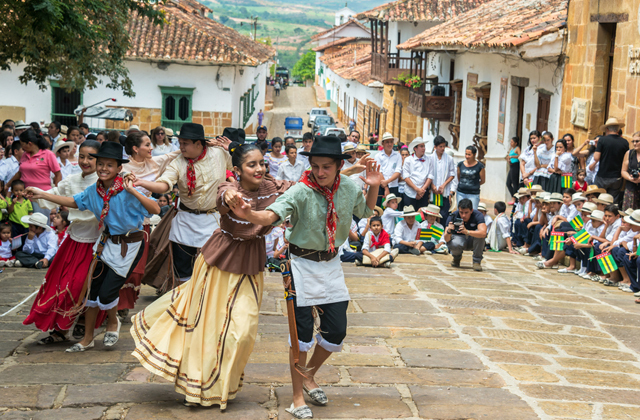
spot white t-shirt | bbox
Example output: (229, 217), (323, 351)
(362, 231), (391, 253)
(0, 240), (12, 258)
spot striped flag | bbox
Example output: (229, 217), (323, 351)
(430, 225), (444, 241)
(419, 229), (432, 241)
(570, 215), (584, 231)
(570, 229), (591, 245)
(549, 232), (565, 251)
(562, 173), (573, 189)
(596, 252), (618, 274)
(526, 181), (532, 189)
(432, 193), (443, 207)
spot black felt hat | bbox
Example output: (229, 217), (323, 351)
(300, 135), (351, 159)
(89, 141), (129, 164)
(177, 123), (206, 141)
(222, 127), (246, 144)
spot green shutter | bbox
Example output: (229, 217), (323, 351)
(160, 86), (195, 133)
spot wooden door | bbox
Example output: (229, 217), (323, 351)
(536, 93), (550, 133)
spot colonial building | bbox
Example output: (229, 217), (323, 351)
(355, 0), (489, 145)
(558, 0), (640, 143)
(0, 0), (274, 136)
(396, 0), (567, 201)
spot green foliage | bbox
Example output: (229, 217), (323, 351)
(293, 27), (303, 35)
(219, 14), (230, 24)
(258, 37), (273, 46)
(0, 0), (165, 97)
(292, 50), (316, 82)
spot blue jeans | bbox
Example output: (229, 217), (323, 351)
(456, 192), (480, 209)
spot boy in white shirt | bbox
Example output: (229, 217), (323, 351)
(358, 206), (383, 238)
(276, 145), (305, 182)
(381, 193), (403, 237)
(560, 201), (595, 275)
(14, 213), (58, 269)
(487, 201), (518, 253)
(418, 204), (448, 254)
(53, 141), (81, 180)
(586, 204), (621, 281)
(478, 203), (492, 231)
(348, 216), (399, 268)
(393, 205), (427, 255)
(512, 188), (531, 248)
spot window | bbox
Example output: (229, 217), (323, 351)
(239, 84), (258, 127)
(160, 86), (194, 132)
(50, 80), (82, 128)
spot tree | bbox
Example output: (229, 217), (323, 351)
(292, 50), (315, 82)
(293, 27), (303, 35)
(219, 14), (230, 24)
(0, 0), (165, 97)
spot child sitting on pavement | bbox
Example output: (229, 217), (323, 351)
(576, 209), (606, 280)
(15, 213), (58, 269)
(342, 216), (399, 268)
(477, 203), (492, 231)
(487, 201), (518, 254)
(381, 193), (403, 237)
(393, 205), (427, 255)
(0, 224), (16, 267)
(418, 204), (448, 254)
(560, 201), (596, 275)
(1, 180), (33, 239)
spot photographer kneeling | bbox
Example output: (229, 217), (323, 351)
(444, 198), (487, 272)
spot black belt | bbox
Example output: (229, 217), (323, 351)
(110, 231), (145, 258)
(179, 202), (217, 215)
(290, 244), (337, 262)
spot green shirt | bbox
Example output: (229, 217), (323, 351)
(267, 175), (372, 251)
(0, 197), (33, 227)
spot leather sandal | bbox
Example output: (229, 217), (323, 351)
(103, 318), (121, 347)
(37, 330), (68, 345)
(303, 384), (328, 405)
(286, 403), (313, 419)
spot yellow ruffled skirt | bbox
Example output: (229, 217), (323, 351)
(131, 255), (263, 408)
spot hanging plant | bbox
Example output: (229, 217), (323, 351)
(394, 73), (423, 89)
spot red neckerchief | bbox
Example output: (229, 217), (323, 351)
(57, 227), (68, 246)
(96, 176), (125, 228)
(186, 147), (207, 197)
(300, 170), (341, 252)
(370, 230), (390, 249)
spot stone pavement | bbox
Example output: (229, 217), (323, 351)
(2, 250), (640, 419)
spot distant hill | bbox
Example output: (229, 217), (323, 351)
(198, 0), (383, 69)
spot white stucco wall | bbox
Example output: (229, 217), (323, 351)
(317, 25), (370, 47)
(322, 65), (383, 121)
(335, 8), (356, 26)
(0, 60), (268, 130)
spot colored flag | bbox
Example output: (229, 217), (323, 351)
(419, 229), (432, 241)
(570, 215), (584, 231)
(549, 232), (565, 251)
(526, 181), (532, 189)
(430, 225), (444, 241)
(562, 173), (573, 189)
(636, 243), (640, 257)
(596, 252), (618, 274)
(570, 229), (591, 245)
(432, 193), (443, 207)
(416, 210), (426, 223)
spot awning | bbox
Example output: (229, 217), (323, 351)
(74, 105), (133, 121)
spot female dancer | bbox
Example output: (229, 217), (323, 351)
(118, 131), (180, 312)
(131, 141), (292, 408)
(23, 140), (104, 344)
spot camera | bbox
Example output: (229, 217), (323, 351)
(632, 169), (640, 179)
(453, 218), (464, 232)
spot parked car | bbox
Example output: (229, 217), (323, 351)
(313, 115), (336, 135)
(284, 116), (304, 139)
(307, 108), (328, 127)
(324, 127), (346, 137)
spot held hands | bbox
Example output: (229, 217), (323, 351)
(370, 256), (380, 267)
(123, 177), (137, 194)
(224, 189), (241, 208)
(24, 187), (42, 200)
(230, 196), (252, 219)
(209, 136), (232, 151)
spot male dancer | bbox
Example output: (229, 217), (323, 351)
(133, 123), (231, 283)
(232, 135), (381, 419)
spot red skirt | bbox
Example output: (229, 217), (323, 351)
(23, 238), (106, 332)
(118, 225), (150, 310)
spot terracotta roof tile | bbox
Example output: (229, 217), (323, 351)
(126, 1), (275, 66)
(311, 19), (370, 40)
(356, 0), (490, 22)
(319, 44), (376, 86)
(397, 0), (567, 50)
(313, 37), (370, 52)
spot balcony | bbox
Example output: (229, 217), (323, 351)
(408, 84), (453, 121)
(371, 52), (414, 84)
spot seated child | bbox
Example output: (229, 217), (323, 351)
(478, 202), (492, 231)
(576, 209), (606, 280)
(343, 216), (399, 268)
(573, 169), (587, 192)
(393, 205), (427, 255)
(358, 206), (383, 239)
(1, 180), (33, 239)
(381, 193), (403, 236)
(560, 201), (595, 275)
(15, 213), (58, 269)
(487, 201), (518, 253)
(0, 224), (16, 267)
(418, 204), (448, 254)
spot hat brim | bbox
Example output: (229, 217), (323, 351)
(592, 198), (613, 205)
(624, 215), (640, 226)
(382, 197), (402, 206)
(177, 134), (207, 141)
(401, 212), (419, 217)
(586, 188), (606, 195)
(53, 143), (72, 154)
(582, 209), (593, 214)
(600, 122), (626, 131)
(374, 206), (384, 215)
(548, 199), (563, 203)
(89, 153), (129, 164)
(299, 151), (352, 160)
(20, 216), (51, 231)
(572, 197), (587, 203)
(424, 211), (441, 218)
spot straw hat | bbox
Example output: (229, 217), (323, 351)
(582, 202), (596, 213)
(373, 206), (384, 216)
(52, 140), (72, 154)
(600, 117), (625, 132)
(528, 184), (544, 193)
(60, 125), (68, 135)
(408, 137), (428, 154)
(514, 187), (531, 198)
(380, 132), (396, 143)
(620, 208), (634, 217)
(571, 193), (587, 203)
(21, 213), (52, 231)
(548, 192), (564, 203)
(477, 202), (487, 211)
(421, 204), (442, 218)
(585, 185), (606, 195)
(356, 143), (369, 152)
(164, 127), (174, 137)
(382, 193), (402, 207)
(590, 210), (605, 221)
(593, 193), (614, 205)
(624, 209), (640, 227)
(400, 205), (419, 217)
(342, 143), (357, 153)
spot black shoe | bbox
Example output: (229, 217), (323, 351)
(409, 248), (421, 256)
(451, 259), (461, 268)
(117, 309), (129, 322)
(72, 324), (85, 339)
(34, 261), (44, 269)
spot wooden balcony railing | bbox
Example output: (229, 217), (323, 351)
(407, 83), (453, 121)
(371, 52), (414, 84)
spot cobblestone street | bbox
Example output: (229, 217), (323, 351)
(1, 251), (640, 419)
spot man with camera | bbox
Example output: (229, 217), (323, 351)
(444, 198), (487, 272)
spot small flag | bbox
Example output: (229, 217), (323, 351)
(570, 215), (584, 231)
(430, 225), (444, 241)
(416, 210), (426, 223)
(526, 181), (533, 189)
(432, 193), (443, 207)
(419, 228), (432, 241)
(636, 243), (640, 256)
(570, 229), (591, 245)
(596, 252), (618, 274)
(549, 232), (565, 251)
(562, 173), (573, 189)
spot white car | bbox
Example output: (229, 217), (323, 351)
(307, 108), (328, 127)
(324, 127), (346, 137)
